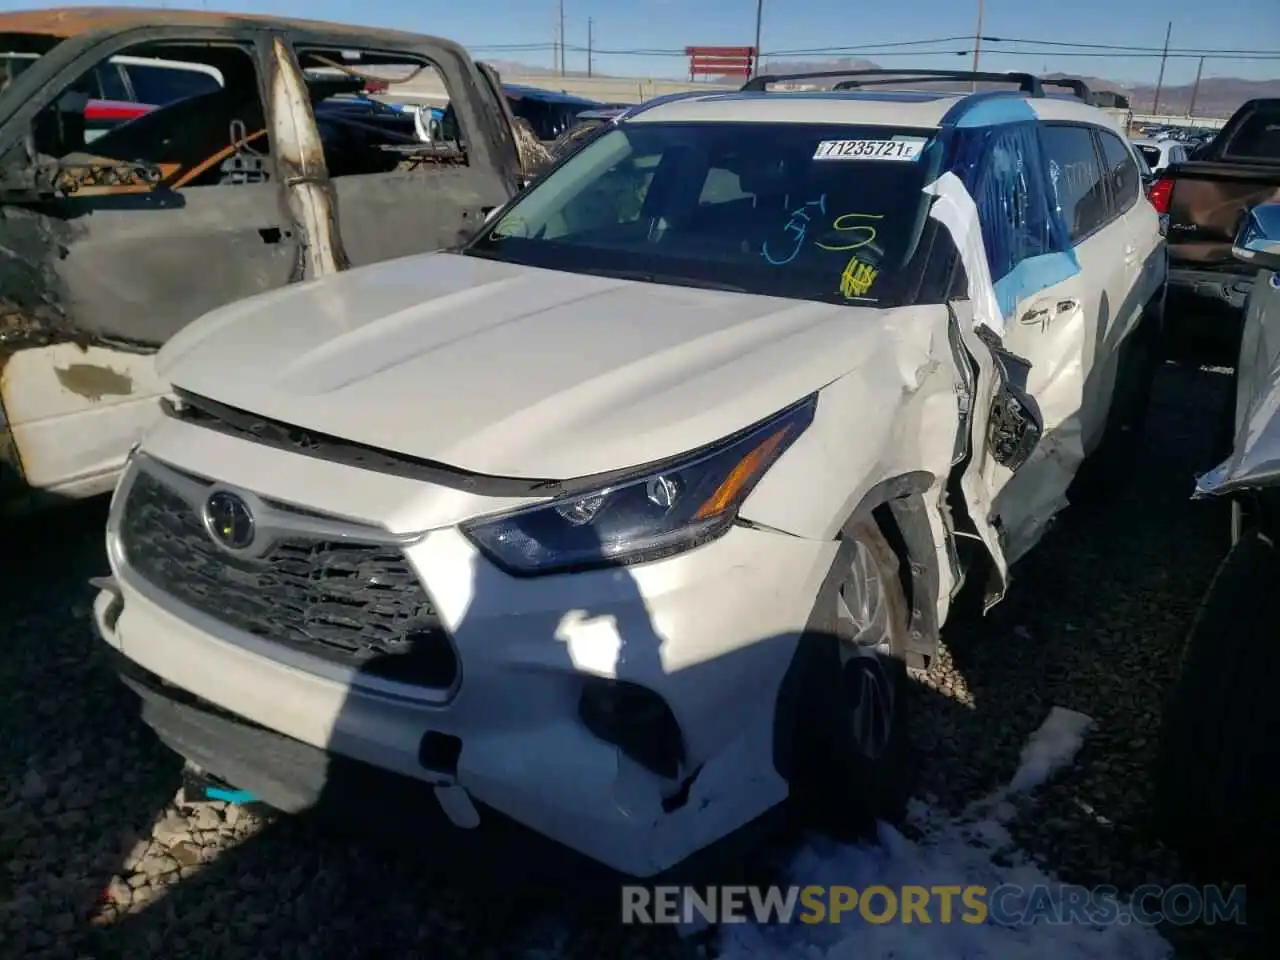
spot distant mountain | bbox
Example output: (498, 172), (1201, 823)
(480, 55), (1279, 118)
(741, 59), (1280, 118)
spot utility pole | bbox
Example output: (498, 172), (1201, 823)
(1152, 20), (1172, 116)
(587, 18), (593, 78)
(970, 0), (984, 91)
(752, 0), (764, 79)
(1188, 55), (1205, 118)
(558, 0), (566, 77)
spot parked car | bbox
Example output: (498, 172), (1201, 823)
(3, 49), (224, 139)
(92, 67), (1165, 879)
(544, 105), (629, 163)
(1131, 136), (1189, 176)
(503, 83), (605, 141)
(1151, 98), (1280, 358)
(1154, 200), (1280, 894)
(0, 7), (524, 513)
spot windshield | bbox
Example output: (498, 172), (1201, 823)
(467, 121), (939, 305)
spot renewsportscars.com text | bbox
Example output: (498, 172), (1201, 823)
(621, 884), (1247, 927)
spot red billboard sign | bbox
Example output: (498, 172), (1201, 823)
(685, 46), (756, 80)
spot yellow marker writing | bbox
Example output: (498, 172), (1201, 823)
(839, 256), (879, 298)
(816, 212), (884, 251)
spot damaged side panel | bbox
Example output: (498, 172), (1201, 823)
(2, 341), (166, 499)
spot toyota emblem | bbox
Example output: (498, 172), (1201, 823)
(203, 490), (255, 550)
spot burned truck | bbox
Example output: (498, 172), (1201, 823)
(0, 7), (525, 512)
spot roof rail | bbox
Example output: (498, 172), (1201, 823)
(1040, 77), (1092, 102)
(740, 68), (1045, 96)
(622, 88), (713, 121)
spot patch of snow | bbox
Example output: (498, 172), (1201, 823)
(1007, 706), (1095, 794)
(717, 706), (1172, 960)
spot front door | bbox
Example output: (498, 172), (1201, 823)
(0, 26), (304, 499)
(282, 30), (520, 268)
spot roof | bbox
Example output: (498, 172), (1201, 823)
(503, 83), (600, 106)
(625, 88), (1123, 135)
(0, 6), (456, 47)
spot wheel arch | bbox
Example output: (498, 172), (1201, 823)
(770, 473), (945, 784)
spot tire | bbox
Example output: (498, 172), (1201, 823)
(1069, 314), (1159, 503)
(1153, 529), (1280, 890)
(778, 518), (912, 841)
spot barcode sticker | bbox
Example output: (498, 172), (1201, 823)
(813, 138), (926, 161)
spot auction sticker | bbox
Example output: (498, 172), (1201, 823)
(813, 137), (926, 161)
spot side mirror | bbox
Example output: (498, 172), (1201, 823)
(1233, 202), (1280, 273)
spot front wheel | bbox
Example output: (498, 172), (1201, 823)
(779, 519), (911, 840)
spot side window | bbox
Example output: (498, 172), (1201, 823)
(296, 48), (462, 179)
(94, 62), (130, 101)
(31, 43), (270, 193)
(698, 166), (751, 205)
(1097, 129), (1140, 215)
(1222, 107), (1280, 162)
(1039, 124), (1109, 243)
(123, 62), (221, 105)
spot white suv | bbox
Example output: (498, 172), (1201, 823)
(94, 70), (1166, 879)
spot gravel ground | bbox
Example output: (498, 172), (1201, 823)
(0, 359), (1265, 959)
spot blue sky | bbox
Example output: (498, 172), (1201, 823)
(3, 0), (1277, 84)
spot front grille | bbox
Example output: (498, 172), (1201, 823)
(119, 469), (457, 689)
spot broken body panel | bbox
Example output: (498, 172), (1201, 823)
(0, 7), (521, 509)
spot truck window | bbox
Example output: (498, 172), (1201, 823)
(296, 48), (464, 178)
(123, 61), (222, 105)
(30, 43), (272, 192)
(95, 62), (130, 101)
(1222, 106), (1280, 163)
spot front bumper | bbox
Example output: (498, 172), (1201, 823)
(95, 441), (833, 878)
(107, 646), (788, 887)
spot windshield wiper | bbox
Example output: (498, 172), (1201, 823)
(580, 267), (747, 293)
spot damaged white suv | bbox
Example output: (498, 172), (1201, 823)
(94, 70), (1165, 879)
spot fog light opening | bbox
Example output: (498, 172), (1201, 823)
(578, 677), (685, 781)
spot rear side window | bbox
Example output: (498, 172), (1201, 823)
(124, 63), (221, 105)
(1222, 106), (1280, 162)
(1136, 144), (1161, 168)
(1097, 130), (1141, 215)
(1040, 124), (1109, 242)
(94, 62), (129, 101)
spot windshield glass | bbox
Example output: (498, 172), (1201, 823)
(468, 121), (939, 305)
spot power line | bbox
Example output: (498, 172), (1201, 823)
(468, 32), (1280, 64)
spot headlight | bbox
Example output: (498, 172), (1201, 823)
(461, 395), (817, 575)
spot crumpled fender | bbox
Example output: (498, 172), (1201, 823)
(1197, 270), (1280, 498)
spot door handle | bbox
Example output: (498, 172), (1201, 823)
(1019, 306), (1051, 327)
(1124, 243), (1138, 264)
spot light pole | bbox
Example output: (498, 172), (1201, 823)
(752, 0), (764, 78)
(971, 0), (984, 89)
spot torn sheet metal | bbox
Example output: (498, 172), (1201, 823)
(1196, 270), (1280, 498)
(922, 170), (1091, 586)
(925, 172), (1005, 338)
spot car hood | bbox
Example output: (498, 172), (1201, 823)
(158, 252), (942, 480)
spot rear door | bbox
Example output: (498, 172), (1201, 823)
(975, 121), (1128, 560)
(1096, 125), (1161, 337)
(284, 30), (520, 267)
